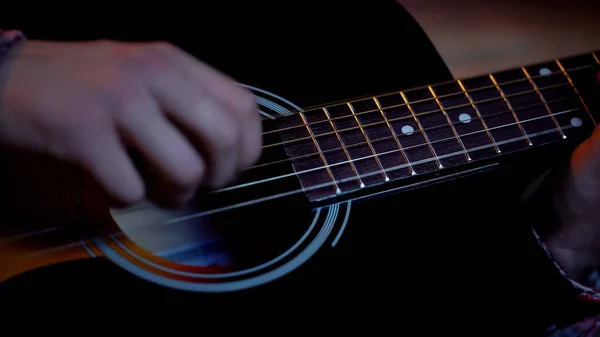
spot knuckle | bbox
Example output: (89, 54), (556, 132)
(139, 41), (177, 68)
(120, 183), (145, 206)
(59, 106), (109, 147)
(68, 127), (106, 161)
(113, 41), (175, 75)
(216, 118), (241, 151)
(113, 86), (147, 115)
(242, 109), (263, 167)
(90, 68), (134, 98)
(106, 75), (136, 99)
(92, 73), (148, 118)
(248, 137), (262, 165)
(148, 41), (179, 55)
(174, 158), (204, 189)
(234, 88), (258, 118)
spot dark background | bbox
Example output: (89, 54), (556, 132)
(0, 1), (589, 333)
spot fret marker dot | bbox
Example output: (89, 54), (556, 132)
(571, 117), (583, 127)
(401, 125), (414, 135)
(458, 113), (472, 123)
(539, 68), (552, 77)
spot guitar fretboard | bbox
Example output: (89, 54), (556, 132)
(272, 52), (600, 202)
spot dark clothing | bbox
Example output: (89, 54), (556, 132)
(0, 1), (597, 335)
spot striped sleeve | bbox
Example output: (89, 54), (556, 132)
(0, 29), (25, 70)
(523, 169), (600, 336)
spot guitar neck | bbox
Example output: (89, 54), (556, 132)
(265, 51), (600, 203)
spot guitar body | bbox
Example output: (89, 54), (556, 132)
(1, 1), (600, 330)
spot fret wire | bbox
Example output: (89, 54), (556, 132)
(191, 113), (579, 219)
(264, 64), (592, 123)
(400, 91), (442, 169)
(521, 67), (566, 139)
(142, 118), (580, 227)
(251, 98), (567, 171)
(322, 107), (365, 187)
(489, 74), (533, 146)
(298, 111), (341, 194)
(455, 80), (500, 153)
(555, 59), (598, 126)
(263, 66), (590, 137)
(428, 86), (472, 161)
(593, 52), (599, 64)
(219, 107), (579, 196)
(264, 83), (568, 150)
(373, 97), (416, 175)
(346, 103), (390, 181)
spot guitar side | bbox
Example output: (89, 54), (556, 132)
(0, 151), (101, 283)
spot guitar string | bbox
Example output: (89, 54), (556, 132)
(213, 99), (571, 195)
(3, 59), (598, 267)
(260, 64), (594, 123)
(3, 65), (594, 246)
(4, 100), (577, 252)
(207, 65), (591, 194)
(100, 67), (591, 217)
(248, 97), (569, 171)
(257, 82), (570, 151)
(112, 79), (586, 214)
(104, 107), (578, 220)
(254, 67), (589, 152)
(163, 109), (580, 225)
(3, 110), (578, 257)
(257, 65), (591, 138)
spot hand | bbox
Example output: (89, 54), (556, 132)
(542, 125), (600, 281)
(0, 40), (261, 208)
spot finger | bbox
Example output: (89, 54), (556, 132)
(146, 176), (197, 209)
(117, 97), (205, 202)
(127, 147), (191, 209)
(188, 98), (242, 187)
(153, 43), (255, 114)
(148, 75), (242, 188)
(168, 94), (240, 188)
(167, 50), (262, 168)
(238, 107), (263, 169)
(77, 127), (145, 207)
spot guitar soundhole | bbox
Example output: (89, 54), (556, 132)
(101, 85), (338, 290)
(111, 191), (315, 273)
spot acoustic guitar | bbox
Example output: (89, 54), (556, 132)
(1, 1), (600, 315)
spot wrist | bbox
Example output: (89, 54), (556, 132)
(542, 234), (600, 283)
(525, 157), (600, 285)
(542, 161), (600, 284)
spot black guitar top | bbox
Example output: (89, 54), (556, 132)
(0, 1), (586, 333)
